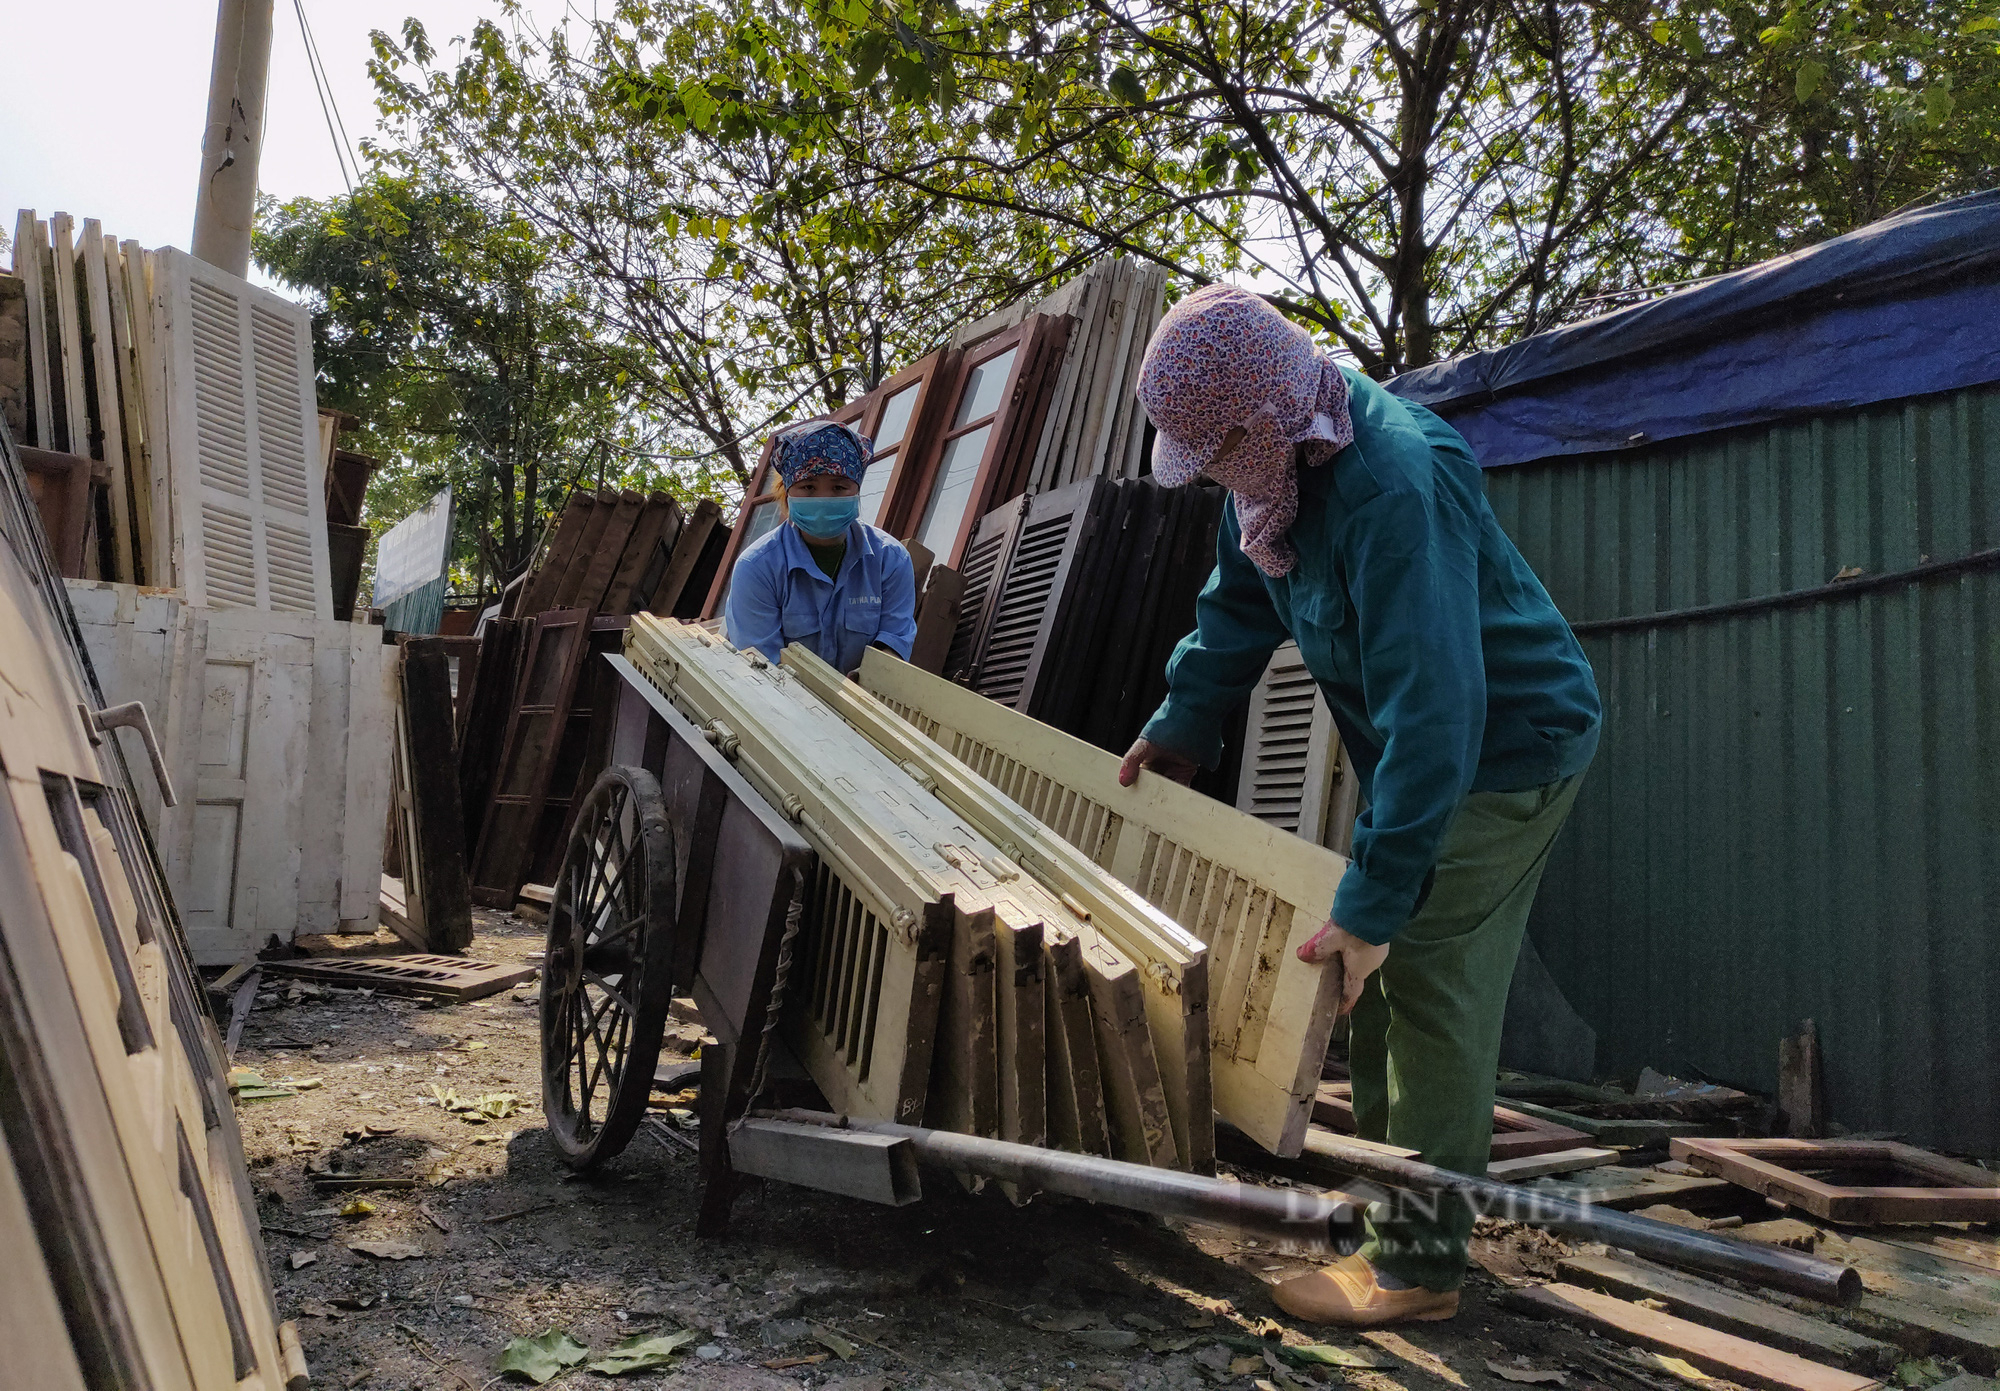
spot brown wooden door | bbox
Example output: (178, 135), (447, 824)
(468, 607), (589, 906)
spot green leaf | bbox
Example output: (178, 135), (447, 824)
(678, 80), (718, 131)
(1923, 82), (1956, 125)
(1795, 58), (1827, 102)
(1958, 15), (1998, 34)
(851, 30), (891, 87)
(1651, 21), (1671, 43)
(585, 1330), (699, 1375)
(1107, 65), (1144, 105)
(811, 1325), (859, 1360)
(499, 1329), (590, 1384)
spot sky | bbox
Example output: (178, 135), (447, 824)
(0, 0), (573, 288)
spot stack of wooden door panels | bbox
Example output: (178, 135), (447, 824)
(459, 487), (732, 910)
(947, 476), (1225, 744)
(698, 255), (1168, 633)
(626, 615), (1215, 1171)
(10, 211), (337, 626)
(856, 647), (1346, 1156)
(0, 418), (303, 1388)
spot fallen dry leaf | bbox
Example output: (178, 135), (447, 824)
(1485, 1361), (1566, 1386)
(347, 1240), (425, 1260)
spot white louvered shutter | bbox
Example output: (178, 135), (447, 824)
(159, 249), (332, 618)
(1237, 641), (1341, 842)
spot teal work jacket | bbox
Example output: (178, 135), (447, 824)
(1141, 369), (1601, 945)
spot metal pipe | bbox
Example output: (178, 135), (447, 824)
(756, 1111), (1366, 1255)
(1222, 1125), (1859, 1306)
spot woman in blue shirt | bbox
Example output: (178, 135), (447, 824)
(724, 420), (918, 673)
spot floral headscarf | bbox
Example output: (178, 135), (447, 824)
(771, 419), (873, 489)
(1137, 284), (1354, 577)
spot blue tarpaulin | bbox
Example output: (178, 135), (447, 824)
(1386, 190), (2000, 467)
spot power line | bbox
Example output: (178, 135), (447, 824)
(292, 0), (359, 193)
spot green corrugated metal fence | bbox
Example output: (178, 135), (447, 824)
(1484, 383), (2000, 1155)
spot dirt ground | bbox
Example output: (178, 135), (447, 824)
(232, 911), (1667, 1391)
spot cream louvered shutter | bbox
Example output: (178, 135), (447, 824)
(1237, 641), (1342, 842)
(159, 249), (332, 618)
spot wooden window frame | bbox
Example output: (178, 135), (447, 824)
(886, 322), (1041, 568)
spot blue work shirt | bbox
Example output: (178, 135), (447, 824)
(724, 519), (918, 673)
(1141, 368), (1601, 946)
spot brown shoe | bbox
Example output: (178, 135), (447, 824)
(1271, 1255), (1459, 1327)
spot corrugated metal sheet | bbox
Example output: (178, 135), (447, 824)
(1483, 383), (2000, 1155)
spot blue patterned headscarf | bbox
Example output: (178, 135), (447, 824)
(771, 420), (873, 489)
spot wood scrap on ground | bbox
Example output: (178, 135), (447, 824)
(1506, 1282), (1885, 1391)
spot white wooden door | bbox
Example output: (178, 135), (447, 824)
(183, 614), (315, 961)
(1237, 641), (1342, 843)
(157, 248), (332, 619)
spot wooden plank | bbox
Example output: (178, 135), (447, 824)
(312, 624), (396, 937)
(393, 638), (472, 950)
(79, 222), (133, 583)
(1510, 1283), (1883, 1391)
(1044, 929), (1109, 1155)
(456, 616), (525, 854)
(727, 1119), (921, 1206)
(1485, 1146), (1621, 1182)
(931, 902), (999, 1142)
(550, 489), (618, 610)
(1558, 1253), (1899, 1374)
(11, 210), (54, 448)
(101, 236), (155, 585)
(1314, 1081), (1592, 1161)
(1778, 1020), (1825, 1138)
(1505, 1096), (1718, 1147)
(47, 214), (91, 459)
(469, 608), (588, 907)
(859, 647), (1343, 1158)
(121, 243), (174, 578)
(262, 954), (536, 1002)
(994, 915), (1047, 1156)
(659, 498), (723, 617)
(789, 642), (1211, 1172)
(1083, 929), (1176, 1168)
(907, 564), (964, 674)
(1672, 1138), (2000, 1224)
(602, 493), (681, 616)
(520, 491), (593, 615)
(1524, 1164), (1737, 1211)
(570, 488), (644, 613)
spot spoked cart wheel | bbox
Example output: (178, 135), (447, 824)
(541, 765), (678, 1169)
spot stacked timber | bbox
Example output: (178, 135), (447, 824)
(625, 616), (1216, 1171)
(702, 255), (1167, 617)
(455, 488), (730, 911)
(513, 487), (723, 623)
(8, 211), (336, 619)
(853, 647), (1346, 1155)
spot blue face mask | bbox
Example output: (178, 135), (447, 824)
(788, 496), (859, 541)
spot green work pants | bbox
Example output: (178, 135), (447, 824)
(1349, 772), (1585, 1292)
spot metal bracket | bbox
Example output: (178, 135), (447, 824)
(89, 701), (178, 808)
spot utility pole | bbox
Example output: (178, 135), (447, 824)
(191, 0), (274, 276)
